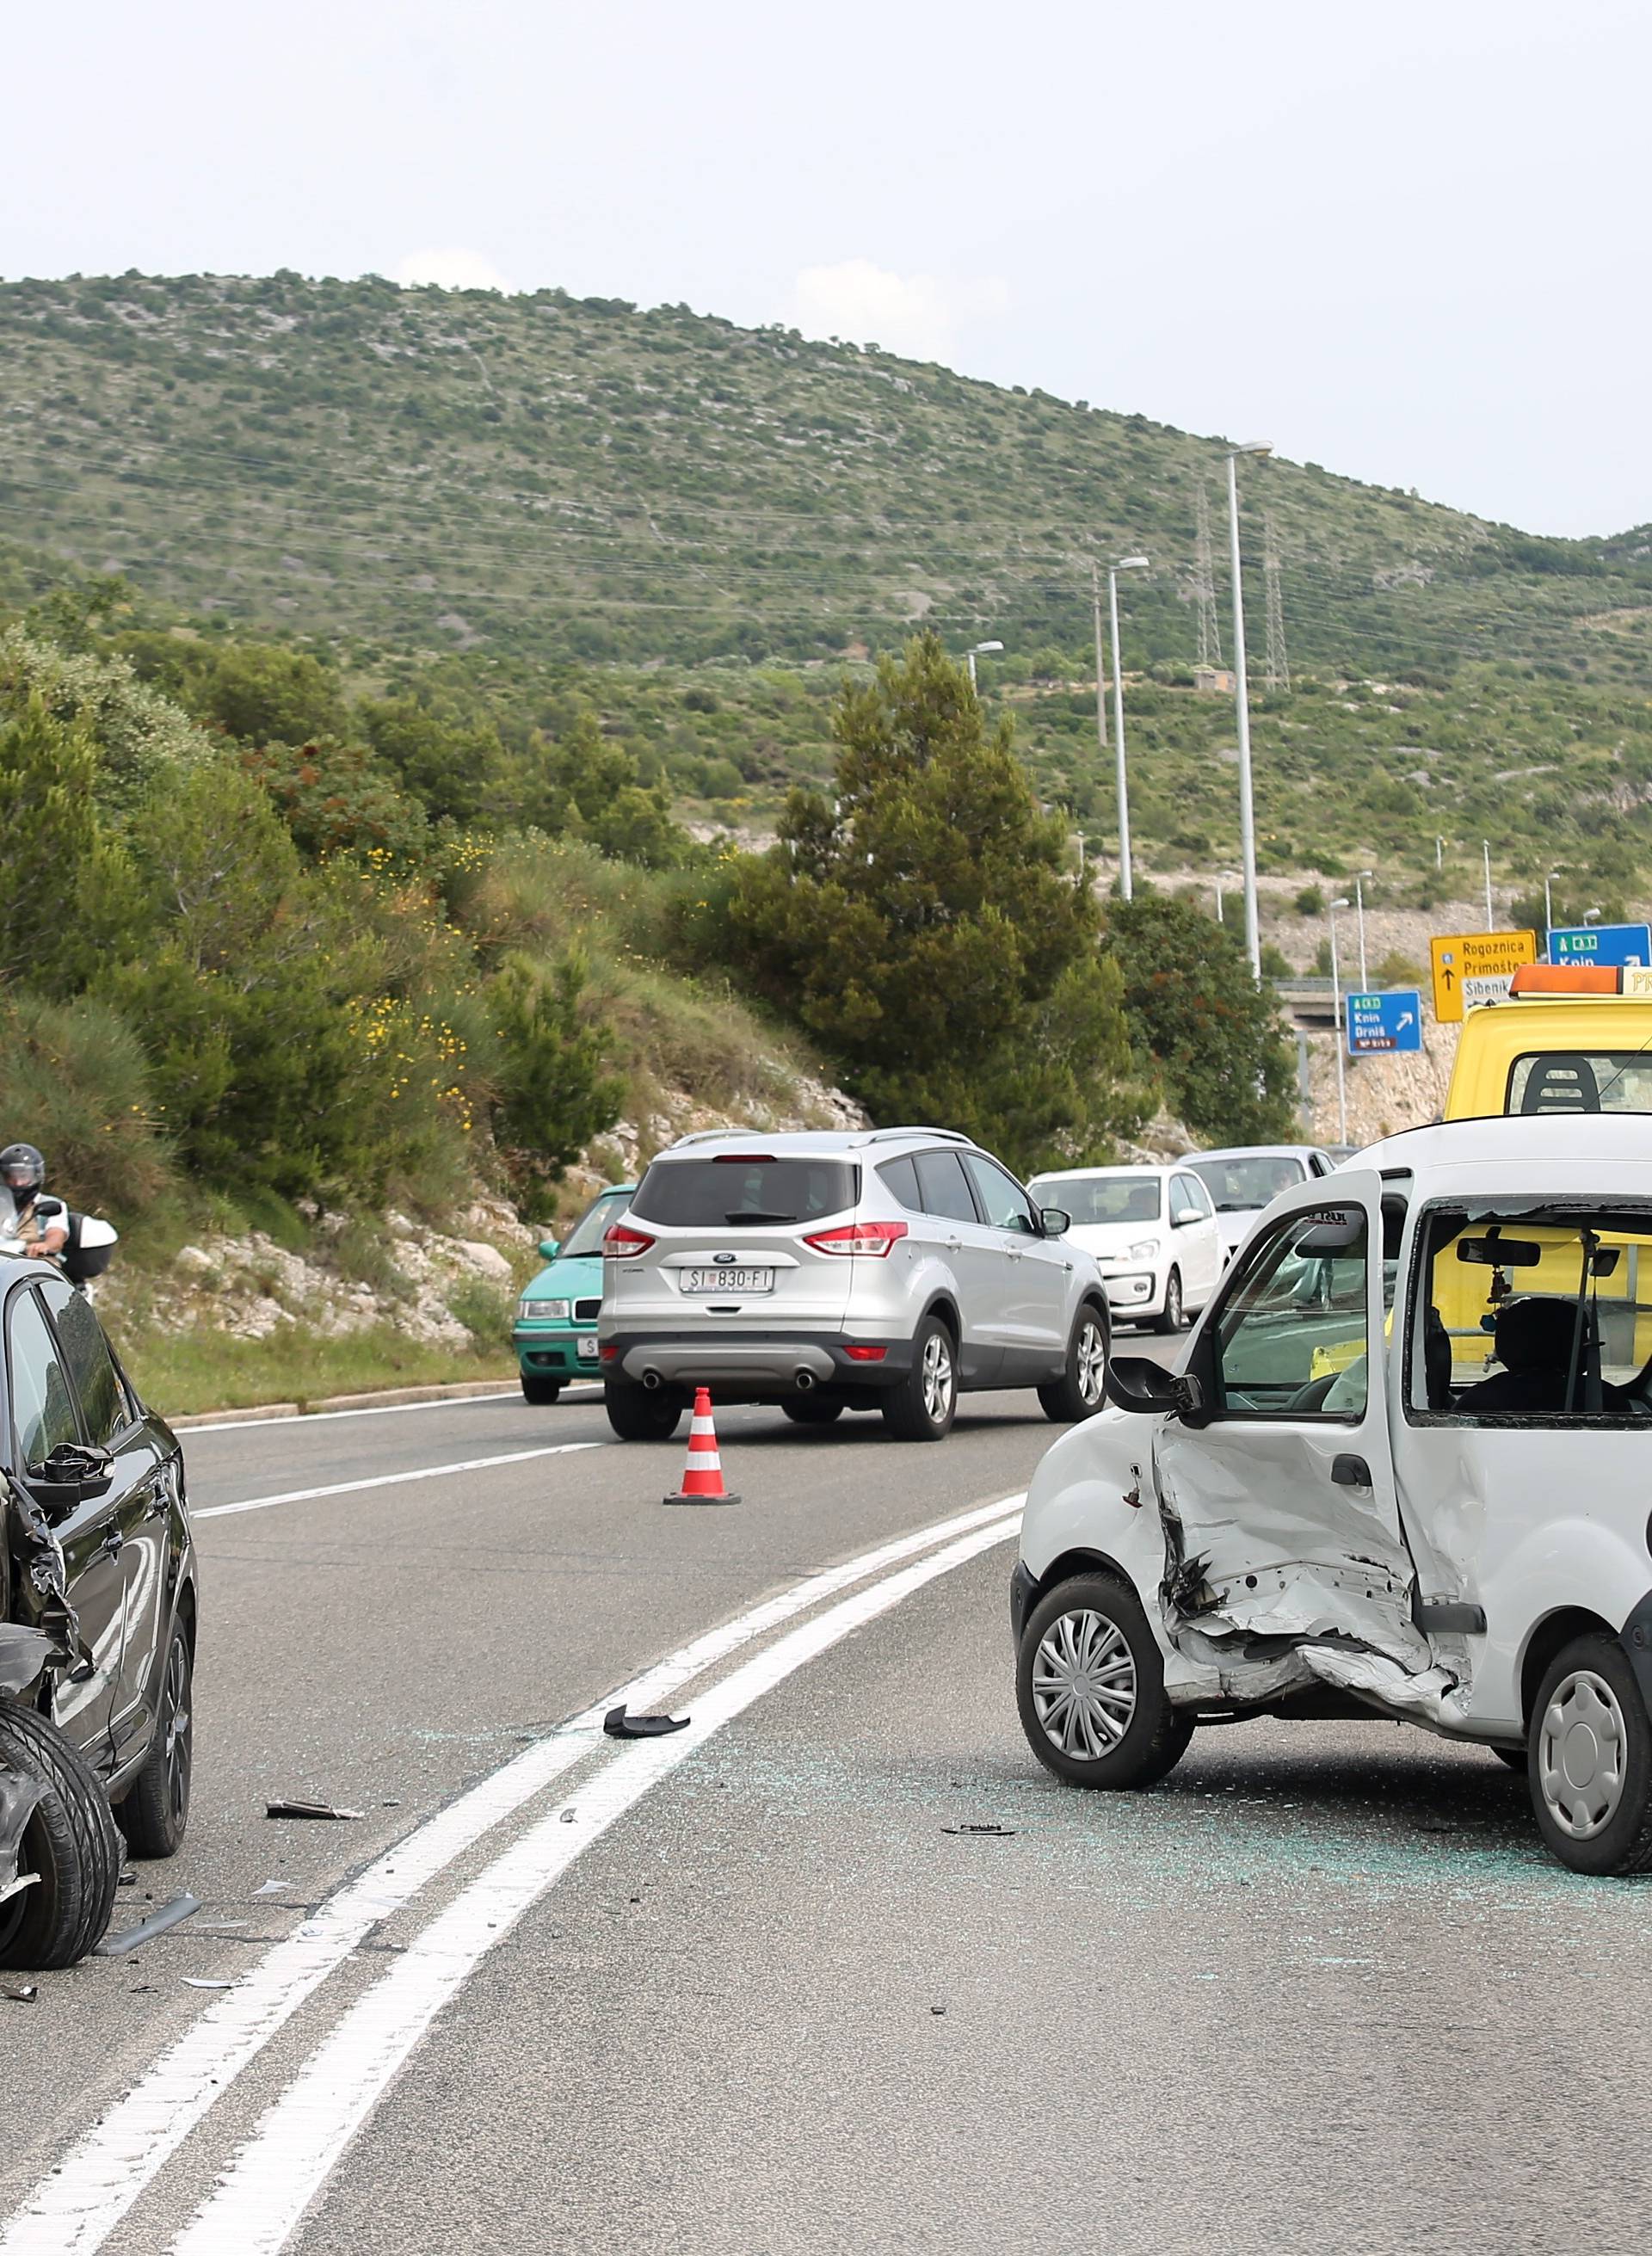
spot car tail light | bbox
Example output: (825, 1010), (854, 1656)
(604, 1223), (656, 1259)
(843, 1343), (888, 1362)
(803, 1220), (908, 1258)
(601, 1344), (620, 1361)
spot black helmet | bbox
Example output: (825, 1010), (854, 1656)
(0, 1143), (45, 1198)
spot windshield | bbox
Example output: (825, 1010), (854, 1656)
(1189, 1155), (1306, 1211)
(560, 1189), (633, 1260)
(631, 1156), (859, 1227)
(1031, 1174), (1162, 1226)
(1507, 1053), (1652, 1116)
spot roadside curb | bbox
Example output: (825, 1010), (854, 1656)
(170, 1378), (520, 1430)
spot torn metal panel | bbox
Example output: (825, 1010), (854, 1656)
(3, 1471), (85, 1677)
(0, 1766), (46, 1908)
(0, 1624), (65, 1699)
(1297, 1646), (1467, 1728)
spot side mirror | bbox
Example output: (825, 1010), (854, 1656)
(1172, 1205), (1201, 1229)
(1039, 1207), (1070, 1238)
(28, 1441), (114, 1513)
(538, 1238), (562, 1261)
(1103, 1357), (1207, 1424)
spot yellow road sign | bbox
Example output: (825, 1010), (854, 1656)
(1429, 929), (1538, 1023)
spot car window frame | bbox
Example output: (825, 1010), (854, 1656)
(876, 1154), (924, 1215)
(961, 1152), (1039, 1236)
(913, 1148), (983, 1226)
(4, 1278), (87, 1473)
(39, 1276), (138, 1450)
(1402, 1193), (1652, 1430)
(1198, 1204), (1373, 1426)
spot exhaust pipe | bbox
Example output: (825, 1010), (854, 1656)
(794, 1368), (816, 1393)
(641, 1370), (663, 1390)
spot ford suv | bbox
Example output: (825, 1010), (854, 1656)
(597, 1128), (1112, 1444)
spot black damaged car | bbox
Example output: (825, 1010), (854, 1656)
(1, 1258), (197, 1968)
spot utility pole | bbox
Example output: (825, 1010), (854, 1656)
(1263, 509), (1290, 693)
(1193, 484), (1222, 669)
(1225, 442), (1272, 979)
(1482, 841), (1495, 932)
(1090, 565), (1109, 755)
(1328, 897), (1351, 1145)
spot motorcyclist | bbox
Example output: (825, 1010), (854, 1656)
(0, 1144), (69, 1262)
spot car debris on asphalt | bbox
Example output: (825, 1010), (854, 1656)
(265, 1797), (365, 1821)
(96, 1892), (202, 1955)
(941, 1822), (1017, 1837)
(603, 1704), (691, 1739)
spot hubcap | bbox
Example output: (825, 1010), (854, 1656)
(1167, 1273), (1182, 1325)
(921, 1331), (954, 1422)
(1076, 1321), (1106, 1405)
(1538, 1669), (1626, 1839)
(1032, 1609), (1137, 1760)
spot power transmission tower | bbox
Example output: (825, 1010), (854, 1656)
(1262, 509), (1290, 693)
(1193, 484), (1222, 669)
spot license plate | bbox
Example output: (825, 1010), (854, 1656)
(576, 1334), (599, 1359)
(681, 1267), (774, 1294)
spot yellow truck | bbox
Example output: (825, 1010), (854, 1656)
(1439, 965), (1652, 1378)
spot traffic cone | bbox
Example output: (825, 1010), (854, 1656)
(663, 1387), (741, 1507)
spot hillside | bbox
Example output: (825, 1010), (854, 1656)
(4, 271), (1651, 682)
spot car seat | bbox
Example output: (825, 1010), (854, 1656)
(1519, 1057), (1600, 1115)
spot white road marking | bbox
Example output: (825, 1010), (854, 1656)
(193, 1441), (605, 1519)
(0, 1491), (1024, 2256)
(169, 1507), (1021, 2256)
(183, 1384), (605, 1438)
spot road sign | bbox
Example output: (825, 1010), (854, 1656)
(1347, 990), (1423, 1056)
(1429, 929), (1538, 1024)
(1548, 922), (1652, 970)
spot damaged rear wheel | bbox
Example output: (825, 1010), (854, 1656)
(0, 1704), (121, 1969)
(1016, 1573), (1192, 1790)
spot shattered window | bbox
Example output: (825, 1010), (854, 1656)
(1210, 1205), (1370, 1420)
(1410, 1202), (1652, 1421)
(7, 1288), (80, 1470)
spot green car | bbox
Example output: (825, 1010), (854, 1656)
(513, 1183), (637, 1405)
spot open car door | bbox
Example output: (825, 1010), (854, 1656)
(1151, 1168), (1435, 1692)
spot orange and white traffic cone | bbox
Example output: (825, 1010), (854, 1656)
(663, 1386), (740, 1507)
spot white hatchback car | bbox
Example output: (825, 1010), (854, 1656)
(1011, 1114), (1652, 1876)
(1187, 1143), (1341, 1263)
(1028, 1166), (1223, 1334)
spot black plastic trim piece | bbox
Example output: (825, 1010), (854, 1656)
(1008, 1561), (1039, 1648)
(1416, 1599), (1488, 1635)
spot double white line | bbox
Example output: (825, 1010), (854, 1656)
(3, 1491), (1024, 2256)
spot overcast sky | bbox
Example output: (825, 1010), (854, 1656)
(7, 0), (1646, 536)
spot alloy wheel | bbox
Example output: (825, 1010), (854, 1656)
(1076, 1319), (1106, 1406)
(1538, 1668), (1627, 1839)
(163, 1639), (193, 1828)
(1165, 1272), (1183, 1329)
(1031, 1609), (1137, 1760)
(920, 1330), (954, 1423)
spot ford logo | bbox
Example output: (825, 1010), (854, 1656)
(713, 1252), (738, 1265)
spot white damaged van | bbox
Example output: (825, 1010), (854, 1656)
(1010, 1114), (1652, 1875)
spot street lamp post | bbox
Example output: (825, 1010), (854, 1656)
(1328, 896), (1352, 1145)
(1544, 868), (1563, 957)
(1107, 556), (1150, 900)
(1482, 841), (1495, 932)
(1353, 869), (1374, 991)
(1225, 442), (1272, 979)
(965, 638), (1003, 693)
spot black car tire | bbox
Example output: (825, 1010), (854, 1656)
(781, 1399), (844, 1426)
(880, 1315), (957, 1442)
(1038, 1305), (1110, 1424)
(1016, 1572), (1193, 1790)
(0, 1703), (122, 1969)
(117, 1624), (194, 1860)
(604, 1381), (684, 1443)
(1528, 1633), (1652, 1875)
(1152, 1267), (1186, 1335)
(520, 1373), (563, 1406)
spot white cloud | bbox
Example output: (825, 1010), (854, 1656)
(393, 246), (516, 293)
(788, 259), (1008, 363)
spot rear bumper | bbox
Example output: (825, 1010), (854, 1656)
(601, 1329), (915, 1397)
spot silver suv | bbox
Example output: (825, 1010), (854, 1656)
(597, 1127), (1112, 1443)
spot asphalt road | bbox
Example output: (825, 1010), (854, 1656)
(4, 1367), (1652, 2254)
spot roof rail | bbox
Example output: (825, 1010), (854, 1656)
(862, 1125), (971, 1144)
(663, 1128), (737, 1148)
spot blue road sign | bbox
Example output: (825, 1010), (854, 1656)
(1347, 989), (1423, 1056)
(1547, 922), (1652, 970)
